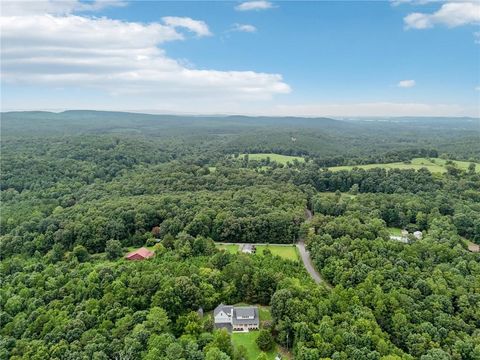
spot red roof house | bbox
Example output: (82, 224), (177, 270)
(125, 247), (155, 260)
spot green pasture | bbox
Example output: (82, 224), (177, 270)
(328, 157), (479, 174)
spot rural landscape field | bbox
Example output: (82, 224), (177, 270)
(1, 1), (479, 360)
(2, 111), (479, 360)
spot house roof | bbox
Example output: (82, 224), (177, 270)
(232, 307), (259, 325)
(235, 307), (255, 318)
(214, 303), (233, 316)
(125, 247), (154, 259)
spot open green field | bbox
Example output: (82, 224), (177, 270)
(242, 153), (305, 165)
(256, 245), (299, 261)
(215, 243), (299, 261)
(216, 244), (239, 254)
(328, 157), (479, 174)
(387, 227), (403, 236)
(231, 332), (278, 360)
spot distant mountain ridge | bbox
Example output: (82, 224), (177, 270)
(2, 110), (479, 160)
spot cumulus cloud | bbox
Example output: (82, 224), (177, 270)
(235, 1), (274, 11)
(0, 2), (290, 102)
(0, 0), (126, 16)
(404, 1), (480, 29)
(231, 23), (257, 33)
(162, 16), (212, 37)
(397, 79), (416, 88)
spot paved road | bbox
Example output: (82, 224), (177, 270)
(296, 239), (324, 284)
(218, 208), (331, 287)
(305, 208), (313, 221)
(297, 208), (330, 286)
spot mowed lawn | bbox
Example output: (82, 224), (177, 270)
(230, 305), (278, 359)
(242, 153), (305, 165)
(231, 331), (278, 360)
(328, 157), (479, 174)
(256, 245), (299, 261)
(216, 244), (239, 254)
(216, 244), (299, 261)
(387, 227), (403, 236)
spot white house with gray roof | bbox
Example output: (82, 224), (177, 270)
(213, 304), (259, 332)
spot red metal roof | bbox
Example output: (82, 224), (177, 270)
(125, 247), (155, 260)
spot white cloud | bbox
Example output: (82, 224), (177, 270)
(404, 2), (480, 29)
(391, 0), (460, 6)
(235, 1), (273, 11)
(397, 79), (416, 88)
(162, 16), (212, 37)
(0, 0), (126, 16)
(474, 31), (480, 43)
(475, 86), (480, 91)
(0, 11), (290, 101)
(231, 23), (257, 33)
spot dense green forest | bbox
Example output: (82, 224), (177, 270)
(1, 111), (479, 360)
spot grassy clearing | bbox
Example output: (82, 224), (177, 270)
(231, 332), (278, 360)
(328, 157), (479, 174)
(259, 306), (272, 321)
(387, 227), (403, 236)
(256, 245), (299, 261)
(215, 244), (299, 261)
(241, 153), (305, 165)
(216, 244), (239, 254)
(429, 157), (479, 171)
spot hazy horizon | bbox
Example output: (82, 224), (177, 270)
(3, 108), (480, 120)
(1, 0), (479, 117)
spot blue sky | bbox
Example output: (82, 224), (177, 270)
(1, 0), (479, 117)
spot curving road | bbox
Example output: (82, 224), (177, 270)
(297, 209), (331, 287)
(296, 239), (324, 284)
